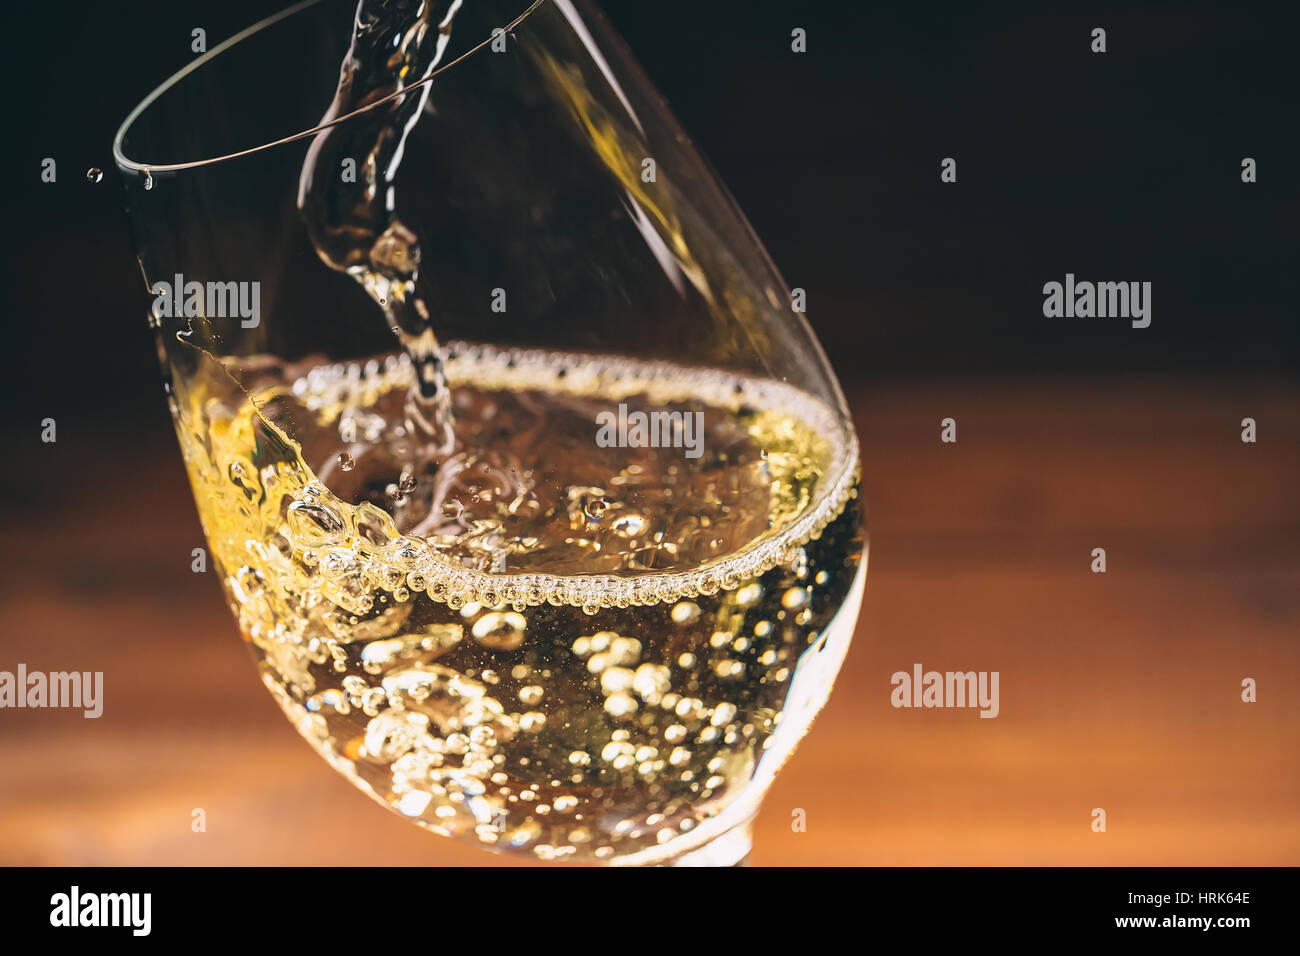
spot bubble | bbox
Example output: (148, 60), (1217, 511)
(397, 790), (433, 817)
(736, 583), (763, 606)
(518, 685), (544, 705)
(710, 702), (738, 726)
(229, 565), (265, 602)
(632, 663), (672, 702)
(781, 587), (810, 611)
(611, 513), (646, 536)
(601, 667), (634, 695)
(381, 665), (503, 736)
(361, 624), (462, 671)
(583, 496), (609, 520)
(323, 603), (412, 642)
(608, 636), (642, 665)
(568, 750), (592, 767)
(674, 698), (703, 719)
(86, 167), (102, 183)
(337, 452), (355, 471)
(507, 819), (541, 847)
(287, 499), (345, 548)
(471, 611), (527, 650)
(604, 692), (638, 717)
(305, 688), (349, 714)
(399, 472), (418, 494)
(790, 548), (809, 578)
(714, 659), (745, 679)
(362, 709), (429, 762)
(601, 741), (631, 764)
(670, 601), (700, 624)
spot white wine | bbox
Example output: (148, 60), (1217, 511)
(177, 342), (862, 863)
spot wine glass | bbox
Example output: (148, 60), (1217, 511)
(113, 0), (865, 866)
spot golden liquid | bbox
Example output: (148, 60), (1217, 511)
(176, 343), (862, 863)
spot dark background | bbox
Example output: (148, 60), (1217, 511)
(1, 0), (1297, 867)
(3, 0), (1296, 435)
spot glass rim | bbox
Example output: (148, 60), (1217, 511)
(112, 0), (548, 174)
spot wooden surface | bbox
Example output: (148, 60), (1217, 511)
(2, 379), (1297, 865)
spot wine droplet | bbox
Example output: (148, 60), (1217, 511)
(337, 452), (355, 471)
(141, 168), (154, 191)
(86, 167), (103, 183)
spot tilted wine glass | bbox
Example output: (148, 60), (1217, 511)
(114, 0), (865, 865)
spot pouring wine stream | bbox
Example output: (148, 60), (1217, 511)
(298, 0), (465, 490)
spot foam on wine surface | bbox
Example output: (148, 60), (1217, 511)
(178, 343), (862, 863)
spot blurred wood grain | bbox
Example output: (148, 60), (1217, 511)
(2, 379), (1297, 865)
